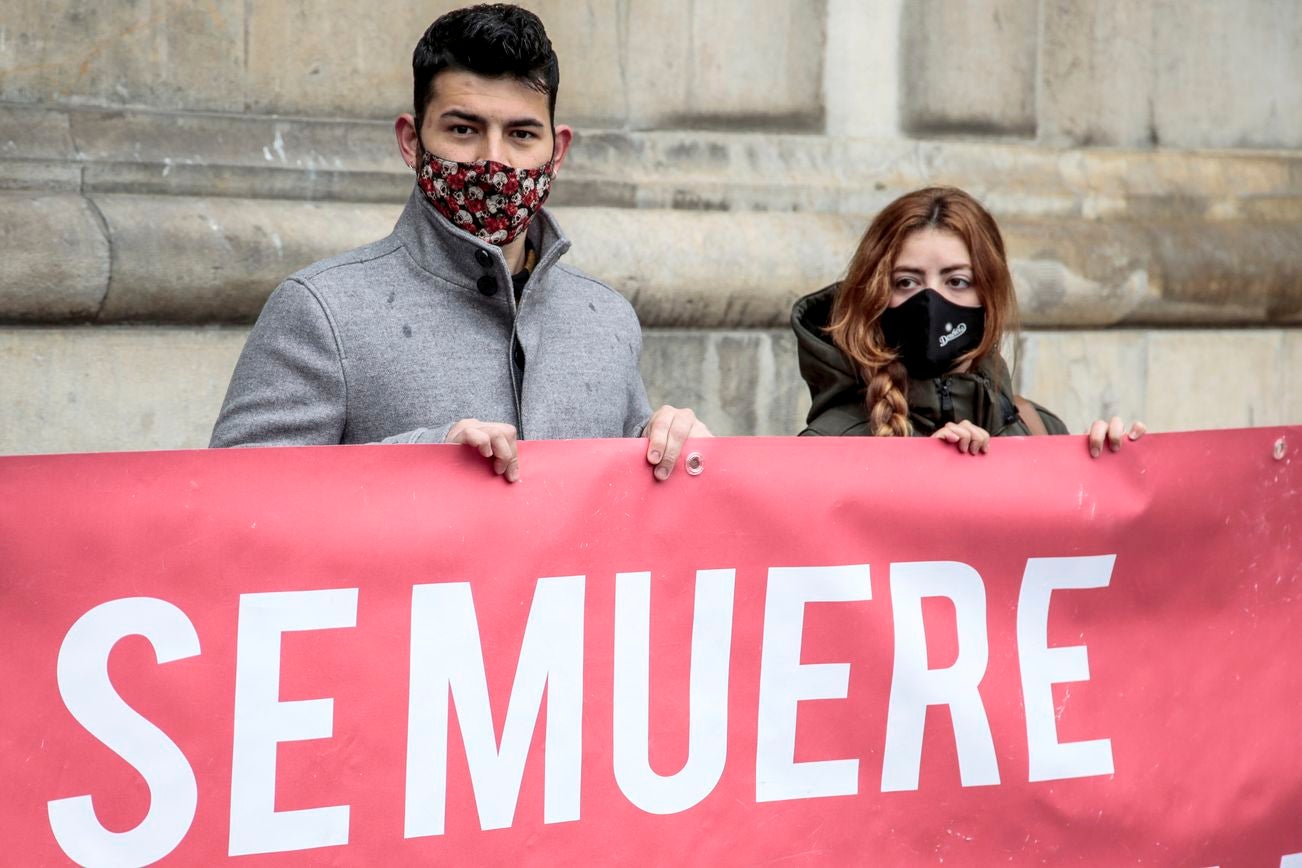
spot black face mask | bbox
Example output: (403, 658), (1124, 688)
(879, 289), (985, 380)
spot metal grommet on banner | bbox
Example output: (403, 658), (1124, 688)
(1274, 437), (1287, 461)
(685, 452), (704, 476)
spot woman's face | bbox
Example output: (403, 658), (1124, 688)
(888, 228), (979, 309)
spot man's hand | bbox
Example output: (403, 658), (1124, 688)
(644, 405), (712, 481)
(446, 419), (520, 482)
(1087, 416), (1147, 458)
(931, 420), (991, 455)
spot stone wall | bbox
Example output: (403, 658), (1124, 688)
(1, 0), (1299, 454)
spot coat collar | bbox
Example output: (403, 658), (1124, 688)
(392, 184), (573, 299)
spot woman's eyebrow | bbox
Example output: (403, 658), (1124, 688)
(892, 266), (925, 275)
(940, 264), (972, 274)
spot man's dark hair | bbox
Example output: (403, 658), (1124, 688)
(413, 4), (560, 129)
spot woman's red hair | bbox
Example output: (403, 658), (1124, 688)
(825, 186), (1019, 435)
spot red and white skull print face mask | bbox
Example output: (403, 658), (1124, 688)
(415, 148), (555, 246)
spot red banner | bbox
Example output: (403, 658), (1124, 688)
(2, 429), (1300, 866)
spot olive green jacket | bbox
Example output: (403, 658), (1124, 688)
(791, 283), (1068, 437)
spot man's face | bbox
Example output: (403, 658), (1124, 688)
(418, 70), (557, 169)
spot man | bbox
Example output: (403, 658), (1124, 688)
(210, 4), (707, 481)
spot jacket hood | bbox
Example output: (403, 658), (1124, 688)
(791, 283), (864, 422)
(791, 283), (1041, 437)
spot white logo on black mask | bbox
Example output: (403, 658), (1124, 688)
(879, 289), (985, 379)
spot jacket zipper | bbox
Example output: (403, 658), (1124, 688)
(938, 377), (954, 422)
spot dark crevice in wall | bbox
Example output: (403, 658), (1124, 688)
(81, 192), (115, 322)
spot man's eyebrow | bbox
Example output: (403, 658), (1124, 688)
(438, 109), (545, 129)
(440, 109), (487, 125)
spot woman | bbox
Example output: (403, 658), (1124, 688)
(791, 186), (1143, 454)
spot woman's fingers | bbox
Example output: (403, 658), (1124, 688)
(1087, 417), (1147, 458)
(1106, 415), (1126, 452)
(931, 422), (989, 455)
(1087, 419), (1108, 458)
(956, 420), (990, 454)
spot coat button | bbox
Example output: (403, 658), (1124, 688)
(477, 275), (499, 297)
(474, 248), (492, 268)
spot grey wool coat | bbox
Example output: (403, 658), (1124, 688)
(211, 188), (653, 447)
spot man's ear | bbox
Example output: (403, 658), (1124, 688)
(395, 113), (421, 169)
(550, 124), (574, 171)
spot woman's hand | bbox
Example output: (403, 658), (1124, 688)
(1087, 416), (1147, 458)
(931, 420), (990, 455)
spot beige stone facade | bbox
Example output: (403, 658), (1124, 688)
(1, 1), (1299, 454)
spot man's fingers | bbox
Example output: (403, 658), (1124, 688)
(644, 406), (673, 465)
(494, 432), (520, 483)
(488, 430), (520, 483)
(458, 427), (493, 457)
(644, 406), (712, 479)
(445, 419), (520, 482)
(446, 423), (486, 451)
(495, 452), (520, 483)
(656, 409), (698, 481)
(490, 431), (514, 462)
(445, 419), (472, 444)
